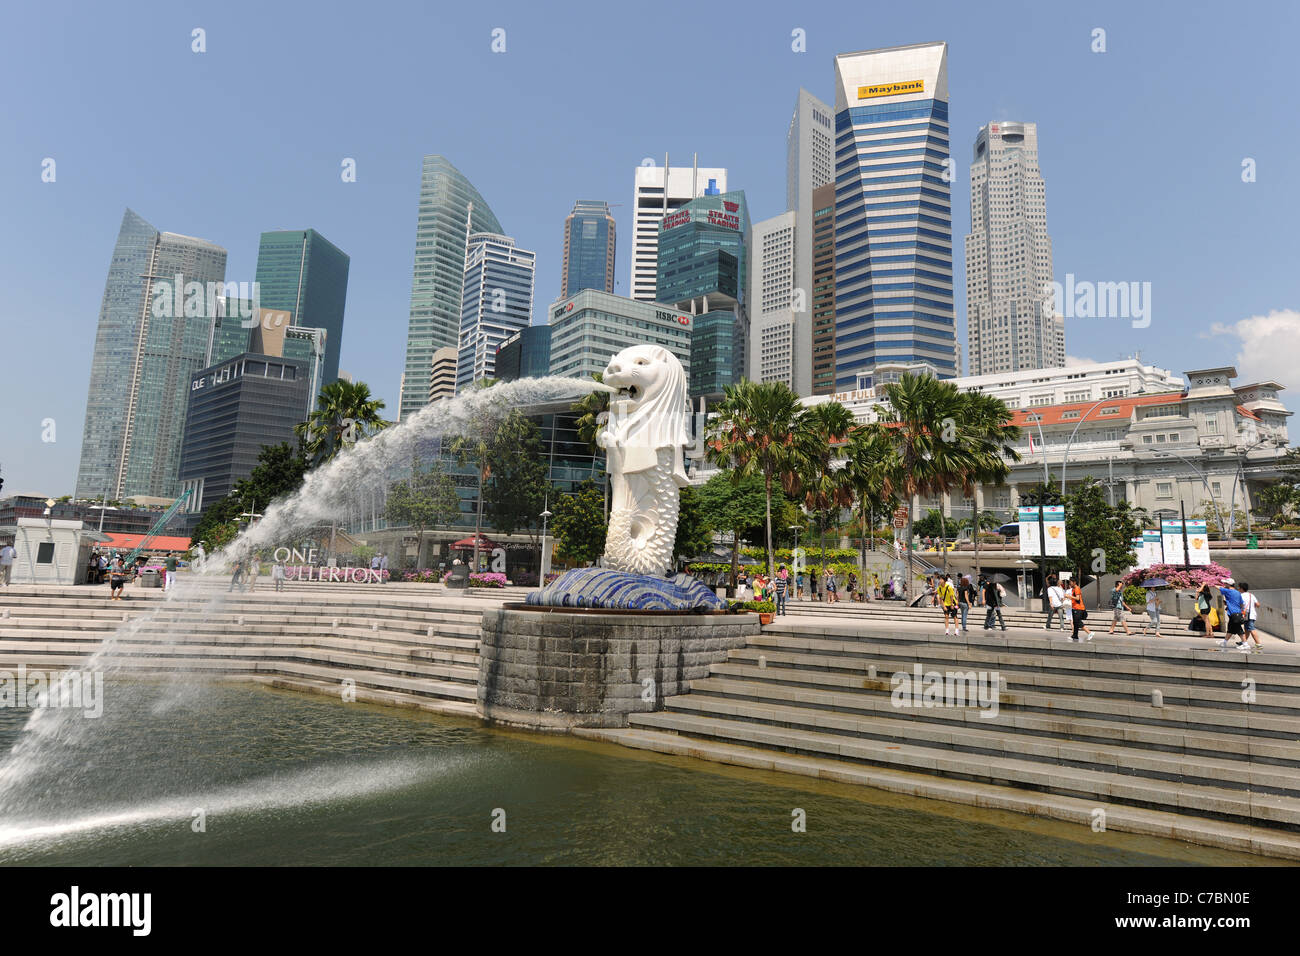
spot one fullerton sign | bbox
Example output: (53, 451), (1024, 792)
(857, 79), (924, 99)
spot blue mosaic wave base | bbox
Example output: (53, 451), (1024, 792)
(526, 567), (727, 611)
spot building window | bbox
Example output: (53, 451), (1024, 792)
(1155, 482), (1173, 499)
(36, 542), (55, 563)
(1143, 435), (1153, 444)
(1205, 416), (1219, 434)
(1211, 482), (1222, 496)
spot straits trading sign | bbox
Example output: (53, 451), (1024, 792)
(661, 209), (692, 231)
(857, 79), (924, 100)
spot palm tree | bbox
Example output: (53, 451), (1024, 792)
(843, 425), (899, 579)
(706, 380), (805, 579)
(960, 390), (1021, 580)
(294, 380), (391, 467)
(790, 401), (856, 577)
(294, 380), (391, 560)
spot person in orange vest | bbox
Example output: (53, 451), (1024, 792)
(1068, 577), (1092, 642)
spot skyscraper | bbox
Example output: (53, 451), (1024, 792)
(76, 209), (228, 501)
(400, 155), (503, 419)
(656, 191), (750, 403)
(254, 229), (350, 388)
(749, 211), (797, 387)
(630, 161), (727, 301)
(965, 121), (1063, 375)
(785, 89), (835, 395)
(560, 200), (616, 298)
(810, 183), (838, 395)
(832, 42), (956, 390)
(455, 233), (536, 392)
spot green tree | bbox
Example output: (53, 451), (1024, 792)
(1254, 481), (1297, 525)
(1062, 478), (1146, 598)
(790, 400), (856, 570)
(697, 472), (769, 590)
(706, 380), (805, 578)
(673, 485), (714, 564)
(551, 481), (608, 566)
(384, 460), (462, 568)
(483, 411), (549, 541)
(189, 441), (309, 549)
(294, 380), (391, 468)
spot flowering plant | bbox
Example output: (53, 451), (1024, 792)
(1119, 562), (1233, 590)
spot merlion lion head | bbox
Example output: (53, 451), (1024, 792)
(602, 345), (689, 454)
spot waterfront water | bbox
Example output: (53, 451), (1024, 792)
(0, 682), (1273, 866)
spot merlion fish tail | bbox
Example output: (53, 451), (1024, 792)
(604, 448), (680, 576)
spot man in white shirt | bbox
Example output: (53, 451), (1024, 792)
(1044, 574), (1068, 631)
(0, 543), (15, 586)
(1241, 582), (1263, 651)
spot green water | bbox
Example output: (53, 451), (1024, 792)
(0, 682), (1272, 866)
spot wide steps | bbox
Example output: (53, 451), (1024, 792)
(701, 664), (1300, 762)
(660, 683), (1300, 795)
(626, 710), (1300, 828)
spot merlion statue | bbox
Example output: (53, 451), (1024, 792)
(596, 345), (690, 576)
(526, 344), (724, 610)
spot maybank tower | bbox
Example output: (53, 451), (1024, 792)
(832, 42), (956, 391)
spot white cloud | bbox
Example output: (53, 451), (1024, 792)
(1064, 354), (1096, 368)
(1208, 309), (1300, 395)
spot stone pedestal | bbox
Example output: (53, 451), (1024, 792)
(477, 606), (759, 730)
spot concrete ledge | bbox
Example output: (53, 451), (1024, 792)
(477, 607), (760, 729)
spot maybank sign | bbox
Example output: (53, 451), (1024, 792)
(857, 79), (924, 100)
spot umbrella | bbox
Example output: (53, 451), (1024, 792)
(988, 572), (1013, 583)
(1140, 577), (1169, 588)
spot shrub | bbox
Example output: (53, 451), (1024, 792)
(727, 599), (775, 613)
(468, 572), (507, 588)
(1122, 584), (1148, 608)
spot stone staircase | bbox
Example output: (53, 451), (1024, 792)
(0, 583), (495, 716)
(584, 616), (1300, 857)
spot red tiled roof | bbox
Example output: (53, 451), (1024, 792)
(1010, 392), (1184, 428)
(100, 533), (191, 551)
(1236, 403), (1261, 422)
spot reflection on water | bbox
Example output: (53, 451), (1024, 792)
(0, 682), (1269, 866)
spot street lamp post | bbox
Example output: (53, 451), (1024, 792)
(538, 504), (552, 587)
(1058, 399), (1112, 495)
(1227, 435), (1277, 539)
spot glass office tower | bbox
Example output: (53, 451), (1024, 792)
(832, 42), (956, 390)
(400, 155), (503, 419)
(455, 233), (536, 392)
(76, 209), (228, 501)
(655, 191), (750, 403)
(560, 200), (616, 297)
(253, 229), (350, 388)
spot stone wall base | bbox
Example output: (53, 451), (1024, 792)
(477, 606), (759, 730)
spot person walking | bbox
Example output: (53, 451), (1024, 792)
(1241, 583), (1262, 651)
(1194, 583), (1214, 637)
(1044, 575), (1068, 631)
(1069, 578), (1092, 641)
(379, 552), (389, 576)
(1106, 581), (1133, 636)
(774, 565), (789, 616)
(1140, 589), (1163, 638)
(271, 558), (287, 592)
(0, 542), (15, 586)
(229, 559), (244, 593)
(1217, 578), (1247, 649)
(824, 567), (838, 604)
(163, 552), (178, 592)
(847, 571), (858, 602)
(736, 570), (750, 601)
(938, 572), (960, 636)
(370, 552), (381, 574)
(796, 570), (806, 601)
(957, 574), (977, 634)
(809, 569), (819, 603)
(982, 575), (1007, 631)
(109, 555), (127, 601)
(247, 554), (261, 592)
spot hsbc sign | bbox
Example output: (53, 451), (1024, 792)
(656, 310), (689, 327)
(551, 301), (575, 320)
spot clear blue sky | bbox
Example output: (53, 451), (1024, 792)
(2, 0), (1297, 495)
